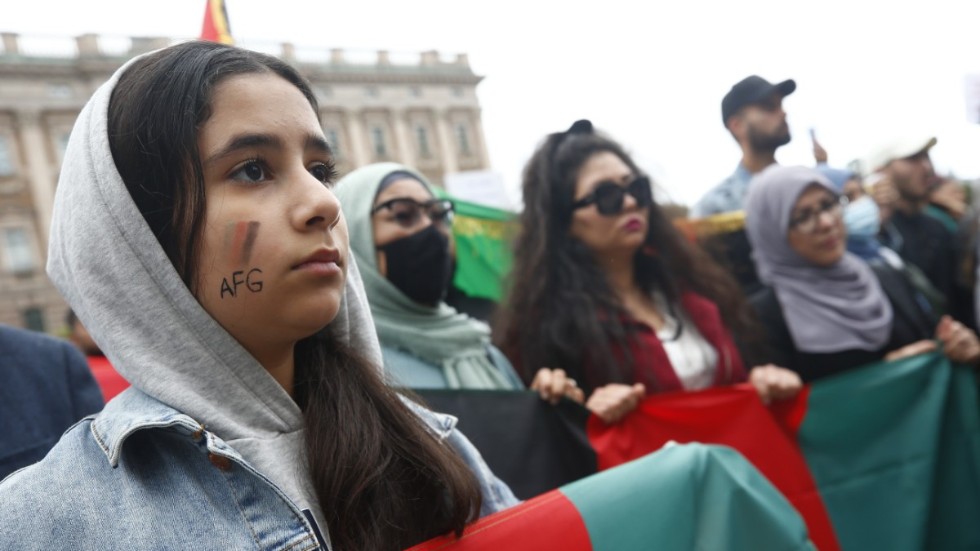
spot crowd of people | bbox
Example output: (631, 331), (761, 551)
(1, 41), (978, 549)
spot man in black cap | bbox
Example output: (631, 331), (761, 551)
(692, 75), (796, 218)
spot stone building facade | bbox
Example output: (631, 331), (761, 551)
(0, 33), (489, 332)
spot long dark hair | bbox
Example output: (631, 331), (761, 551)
(108, 41), (480, 550)
(494, 121), (759, 393)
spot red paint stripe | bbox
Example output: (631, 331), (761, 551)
(229, 221), (249, 266)
(241, 221), (259, 265)
(407, 490), (592, 551)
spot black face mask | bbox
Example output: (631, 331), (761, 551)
(378, 224), (454, 306)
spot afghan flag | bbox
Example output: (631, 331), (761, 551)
(408, 443), (814, 550)
(200, 0), (233, 45)
(413, 352), (980, 550)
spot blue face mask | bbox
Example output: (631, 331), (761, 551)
(843, 196), (880, 237)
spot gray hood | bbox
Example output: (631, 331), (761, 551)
(47, 53), (382, 522)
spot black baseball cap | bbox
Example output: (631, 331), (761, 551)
(721, 75), (796, 125)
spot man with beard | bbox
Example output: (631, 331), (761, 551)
(868, 137), (971, 326)
(692, 75), (795, 218)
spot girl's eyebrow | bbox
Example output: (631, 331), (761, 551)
(204, 132), (332, 166)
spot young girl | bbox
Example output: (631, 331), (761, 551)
(0, 41), (515, 550)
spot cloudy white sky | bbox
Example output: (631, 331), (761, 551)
(6, 0), (980, 208)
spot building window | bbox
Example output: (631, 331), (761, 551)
(452, 87), (463, 98)
(47, 83), (73, 98)
(325, 127), (342, 158)
(22, 307), (45, 332)
(416, 126), (431, 158)
(2, 227), (36, 274)
(455, 123), (471, 156)
(410, 86), (422, 98)
(365, 86), (379, 98)
(0, 136), (14, 176)
(371, 126), (387, 158)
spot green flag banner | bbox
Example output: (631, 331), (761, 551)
(412, 353), (980, 550)
(590, 352), (980, 551)
(408, 443), (814, 551)
(434, 190), (516, 301)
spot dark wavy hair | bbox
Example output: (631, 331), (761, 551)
(494, 121), (760, 394)
(108, 41), (480, 550)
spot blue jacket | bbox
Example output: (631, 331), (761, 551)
(0, 324), (103, 479)
(0, 389), (518, 550)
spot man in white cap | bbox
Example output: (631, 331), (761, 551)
(692, 75), (796, 218)
(866, 136), (968, 322)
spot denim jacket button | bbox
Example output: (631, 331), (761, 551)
(208, 453), (232, 471)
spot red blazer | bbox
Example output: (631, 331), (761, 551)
(602, 292), (747, 394)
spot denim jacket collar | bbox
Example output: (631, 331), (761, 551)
(91, 389), (211, 467)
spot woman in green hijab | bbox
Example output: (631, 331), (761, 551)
(335, 163), (583, 402)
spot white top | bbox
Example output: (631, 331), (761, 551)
(654, 294), (718, 391)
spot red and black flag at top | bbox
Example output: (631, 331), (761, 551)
(200, 0), (233, 44)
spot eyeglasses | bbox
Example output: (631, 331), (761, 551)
(371, 198), (455, 228)
(571, 176), (653, 216)
(789, 195), (847, 234)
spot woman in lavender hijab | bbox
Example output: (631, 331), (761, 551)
(745, 165), (980, 382)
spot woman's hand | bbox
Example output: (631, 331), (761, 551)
(884, 339), (937, 362)
(585, 383), (646, 424)
(936, 315), (980, 365)
(530, 368), (585, 405)
(749, 365), (803, 404)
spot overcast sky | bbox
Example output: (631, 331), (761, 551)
(6, 0), (980, 208)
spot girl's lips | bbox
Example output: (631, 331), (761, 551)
(294, 261), (342, 276)
(293, 248), (343, 276)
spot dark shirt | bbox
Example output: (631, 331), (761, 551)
(880, 210), (956, 301)
(0, 325), (104, 479)
(750, 264), (935, 382)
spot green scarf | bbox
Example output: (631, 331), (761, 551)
(333, 163), (512, 390)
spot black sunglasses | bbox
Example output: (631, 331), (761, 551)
(371, 198), (455, 228)
(571, 176), (653, 216)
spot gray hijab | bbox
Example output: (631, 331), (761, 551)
(745, 165), (893, 353)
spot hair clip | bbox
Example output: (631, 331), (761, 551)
(566, 119), (593, 135)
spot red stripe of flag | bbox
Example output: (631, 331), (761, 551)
(406, 490), (592, 551)
(587, 383), (840, 551)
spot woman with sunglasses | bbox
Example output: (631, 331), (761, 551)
(745, 165), (980, 381)
(334, 163), (584, 402)
(495, 120), (802, 423)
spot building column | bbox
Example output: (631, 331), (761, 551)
(391, 110), (414, 166)
(17, 110), (55, 254)
(344, 110), (370, 168)
(470, 110), (491, 169)
(434, 110), (458, 178)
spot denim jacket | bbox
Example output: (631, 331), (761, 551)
(0, 389), (518, 550)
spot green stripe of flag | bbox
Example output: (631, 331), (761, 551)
(798, 352), (980, 550)
(562, 443), (815, 551)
